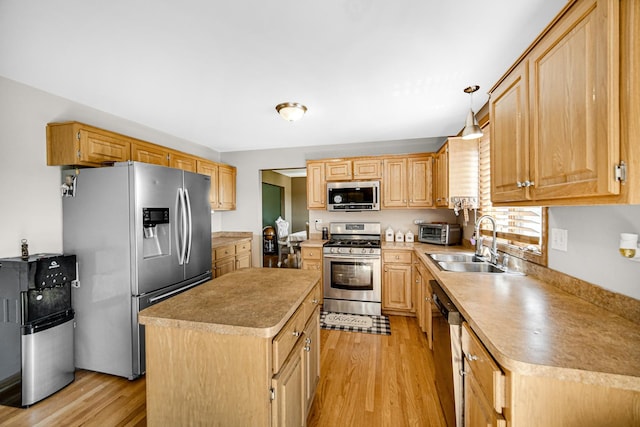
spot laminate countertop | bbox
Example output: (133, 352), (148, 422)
(139, 268), (321, 338)
(211, 231), (253, 248)
(403, 243), (640, 392)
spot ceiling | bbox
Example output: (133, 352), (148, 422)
(0, 0), (567, 153)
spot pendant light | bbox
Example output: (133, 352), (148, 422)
(461, 85), (483, 140)
(275, 102), (307, 121)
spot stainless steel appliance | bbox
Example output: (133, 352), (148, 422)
(62, 161), (212, 379)
(326, 181), (380, 212)
(431, 279), (464, 427)
(323, 222), (381, 315)
(418, 223), (462, 245)
(0, 254), (76, 407)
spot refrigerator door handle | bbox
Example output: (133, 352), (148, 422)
(177, 188), (188, 265)
(184, 188), (193, 264)
(147, 277), (209, 304)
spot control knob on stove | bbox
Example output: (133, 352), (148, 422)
(361, 248), (368, 254)
(331, 247), (337, 254)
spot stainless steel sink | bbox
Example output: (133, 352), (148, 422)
(429, 253), (485, 263)
(436, 261), (505, 273)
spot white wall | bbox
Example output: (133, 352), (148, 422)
(548, 205), (640, 300)
(0, 77), (220, 258)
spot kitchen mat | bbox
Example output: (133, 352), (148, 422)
(320, 311), (391, 335)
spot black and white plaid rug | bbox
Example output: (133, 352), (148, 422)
(320, 311), (391, 335)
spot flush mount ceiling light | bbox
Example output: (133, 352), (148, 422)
(461, 85), (483, 140)
(275, 102), (307, 121)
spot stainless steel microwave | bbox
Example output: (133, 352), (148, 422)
(326, 181), (380, 212)
(418, 223), (461, 245)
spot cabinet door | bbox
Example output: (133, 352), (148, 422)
(306, 161), (326, 209)
(303, 309), (320, 415)
(79, 129), (130, 165)
(197, 160), (219, 209)
(490, 61), (530, 203)
(131, 141), (169, 166)
(353, 159), (382, 179)
(325, 160), (352, 181)
(213, 257), (235, 278)
(412, 261), (423, 322)
(464, 373), (506, 427)
(408, 155), (433, 207)
(271, 340), (305, 427)
(218, 165), (237, 210)
(169, 152), (197, 172)
(382, 158), (407, 208)
(382, 262), (412, 311)
(420, 263), (434, 350)
(434, 145), (449, 207)
(235, 252), (251, 270)
(528, 0), (620, 200)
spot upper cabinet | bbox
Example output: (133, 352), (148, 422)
(48, 121), (237, 210)
(306, 161), (326, 209)
(324, 158), (382, 181)
(490, 0), (639, 205)
(434, 137), (479, 209)
(382, 154), (433, 209)
(47, 122), (130, 167)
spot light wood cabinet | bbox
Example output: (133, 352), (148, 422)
(489, 0), (640, 205)
(169, 151), (197, 172)
(382, 154), (433, 208)
(461, 322), (507, 427)
(47, 122), (131, 167)
(302, 307), (320, 416)
(353, 158), (382, 179)
(413, 256), (434, 349)
(306, 161), (326, 209)
(434, 144), (449, 207)
(212, 239), (252, 278)
(325, 160), (353, 181)
(218, 164), (237, 210)
(382, 250), (413, 314)
(131, 140), (169, 166)
(300, 247), (323, 306)
(196, 160), (219, 209)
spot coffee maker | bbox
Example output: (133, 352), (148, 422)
(0, 254), (76, 407)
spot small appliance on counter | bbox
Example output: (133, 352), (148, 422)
(0, 254), (76, 407)
(418, 223), (462, 245)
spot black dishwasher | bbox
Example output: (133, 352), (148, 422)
(431, 280), (463, 427)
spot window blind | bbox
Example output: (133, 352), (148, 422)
(478, 128), (543, 252)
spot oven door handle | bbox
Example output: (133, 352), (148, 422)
(323, 254), (381, 260)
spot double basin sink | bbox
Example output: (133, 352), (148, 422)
(429, 252), (520, 274)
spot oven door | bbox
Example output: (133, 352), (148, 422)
(323, 254), (381, 303)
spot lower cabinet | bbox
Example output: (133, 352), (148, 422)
(303, 310), (320, 413)
(271, 339), (306, 427)
(413, 256), (434, 349)
(212, 239), (252, 278)
(382, 249), (413, 314)
(300, 247), (323, 305)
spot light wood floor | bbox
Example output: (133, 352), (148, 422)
(0, 315), (445, 427)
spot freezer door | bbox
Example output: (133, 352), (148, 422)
(183, 170), (212, 280)
(132, 163), (185, 295)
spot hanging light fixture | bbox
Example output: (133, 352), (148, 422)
(461, 85), (483, 140)
(275, 102), (307, 121)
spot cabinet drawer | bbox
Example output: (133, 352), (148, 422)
(383, 250), (412, 264)
(302, 284), (321, 322)
(301, 247), (321, 260)
(235, 241), (251, 253)
(273, 306), (305, 374)
(462, 323), (505, 413)
(214, 244), (235, 260)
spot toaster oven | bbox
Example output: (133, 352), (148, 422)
(418, 224), (461, 245)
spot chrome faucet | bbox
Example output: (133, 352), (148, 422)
(475, 215), (498, 264)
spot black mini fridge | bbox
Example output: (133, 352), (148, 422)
(0, 254), (76, 407)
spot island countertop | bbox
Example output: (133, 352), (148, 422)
(139, 267), (321, 338)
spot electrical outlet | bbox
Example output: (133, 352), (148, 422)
(315, 219), (321, 224)
(551, 228), (568, 251)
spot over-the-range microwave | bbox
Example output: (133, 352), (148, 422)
(326, 181), (380, 212)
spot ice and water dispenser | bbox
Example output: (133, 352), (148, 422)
(0, 254), (76, 407)
(142, 207), (170, 258)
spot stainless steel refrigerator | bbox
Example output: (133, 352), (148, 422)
(62, 161), (212, 379)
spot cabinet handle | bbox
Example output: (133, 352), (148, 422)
(425, 297), (431, 302)
(395, 255), (400, 260)
(305, 337), (311, 344)
(459, 369), (467, 377)
(517, 181), (523, 188)
(466, 354), (478, 362)
(312, 298), (319, 305)
(292, 331), (301, 337)
(304, 346), (311, 352)
(524, 180), (535, 187)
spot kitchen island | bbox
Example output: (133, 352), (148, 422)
(138, 267), (321, 426)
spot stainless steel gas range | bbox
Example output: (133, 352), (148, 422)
(322, 222), (381, 315)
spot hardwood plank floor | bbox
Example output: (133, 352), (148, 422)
(0, 315), (445, 427)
